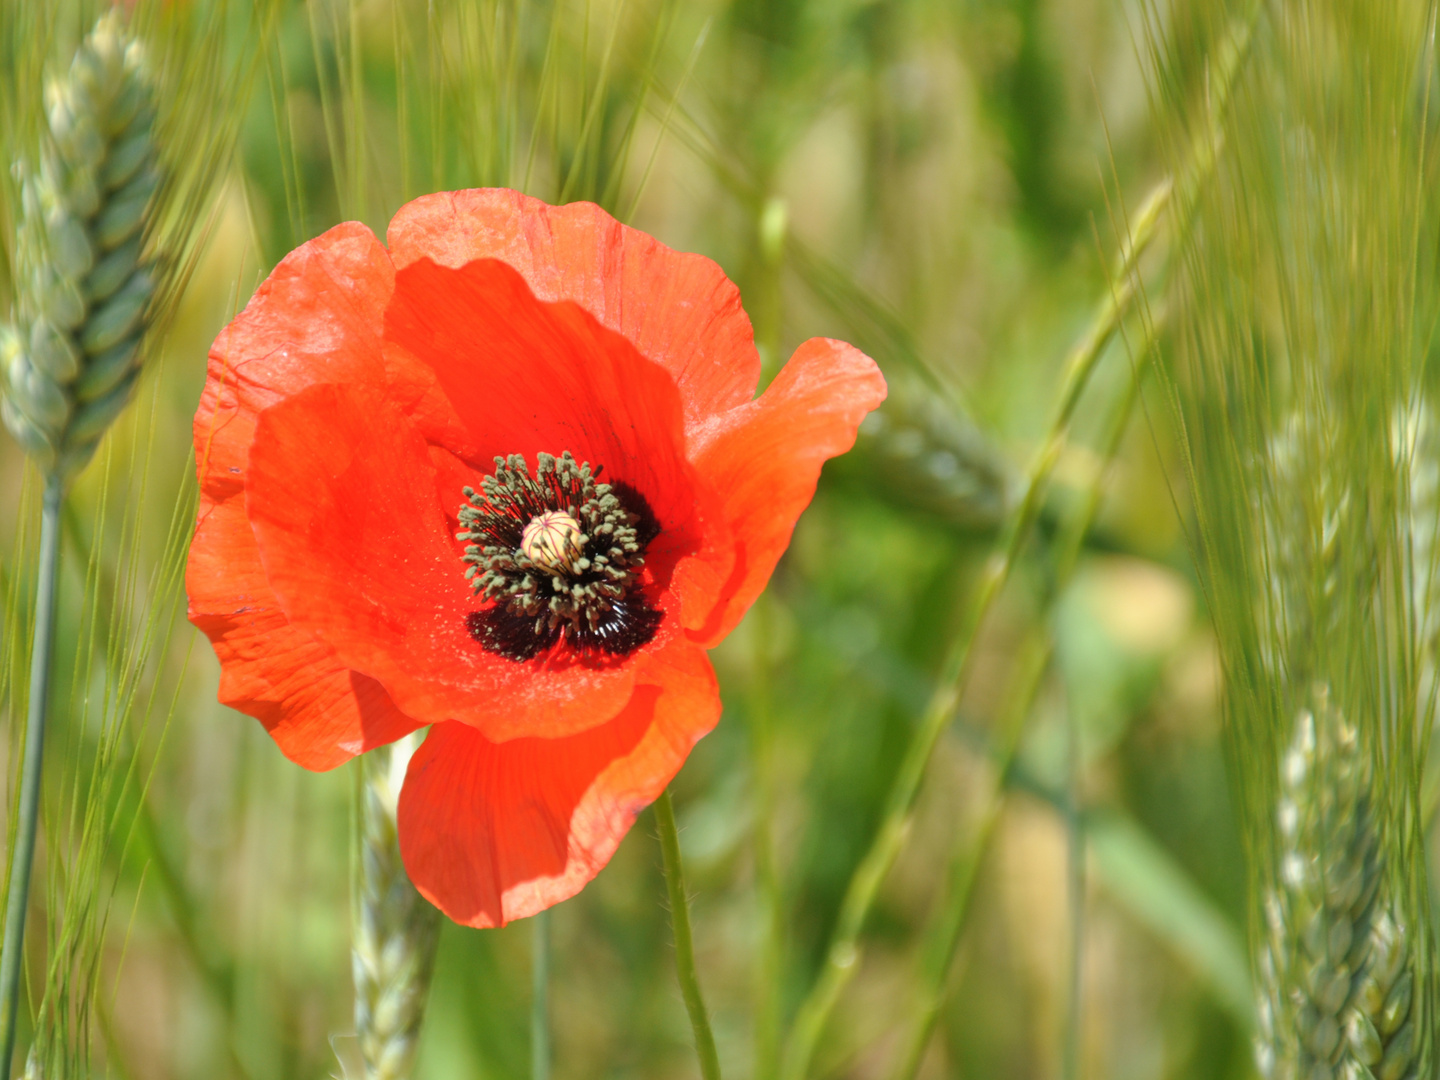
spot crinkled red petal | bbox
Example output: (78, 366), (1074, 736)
(396, 638), (719, 927)
(687, 337), (887, 646)
(187, 222), (426, 768)
(187, 494), (423, 770)
(188, 195), (884, 936)
(385, 189), (761, 429)
(193, 222), (395, 506)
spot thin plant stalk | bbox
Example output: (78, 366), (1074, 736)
(886, 633), (1050, 1080)
(0, 470), (62, 1078)
(776, 178), (1172, 1080)
(352, 736), (440, 1080)
(532, 908), (550, 1080)
(886, 323), (1156, 1080)
(776, 14), (1256, 1072)
(654, 789), (721, 1080)
(1062, 695), (1085, 1080)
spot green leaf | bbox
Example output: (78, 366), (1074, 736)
(1088, 808), (1253, 1031)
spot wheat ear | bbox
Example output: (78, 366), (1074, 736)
(353, 737), (441, 1080)
(1, 10), (161, 480)
(1255, 688), (1417, 1080)
(852, 376), (1012, 532)
(0, 13), (166, 1073)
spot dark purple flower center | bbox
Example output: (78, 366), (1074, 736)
(456, 451), (662, 661)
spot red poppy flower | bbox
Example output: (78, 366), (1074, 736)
(186, 189), (885, 927)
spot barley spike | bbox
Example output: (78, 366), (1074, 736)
(1, 11), (162, 480)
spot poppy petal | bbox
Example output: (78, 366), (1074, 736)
(187, 491), (423, 770)
(244, 379), (652, 741)
(193, 221), (395, 506)
(687, 337), (887, 645)
(384, 190), (761, 427)
(384, 256), (698, 544)
(396, 639), (719, 927)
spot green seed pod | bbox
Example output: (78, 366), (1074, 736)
(842, 376), (1013, 534)
(1256, 698), (1421, 1080)
(71, 55), (116, 110)
(34, 269), (85, 332)
(0, 398), (56, 458)
(104, 79), (146, 140)
(51, 109), (103, 170)
(1377, 1020), (1414, 1080)
(1350, 1013), (1383, 1065)
(10, 361), (71, 431)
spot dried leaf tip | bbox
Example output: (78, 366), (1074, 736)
(2, 10), (162, 480)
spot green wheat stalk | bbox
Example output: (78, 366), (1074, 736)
(352, 735), (441, 1080)
(771, 9), (1254, 1069)
(27, 437), (199, 1080)
(0, 16), (165, 1070)
(778, 176), (1169, 1080)
(0, 1), (267, 1071)
(886, 307), (1164, 1080)
(1150, 2), (1440, 1076)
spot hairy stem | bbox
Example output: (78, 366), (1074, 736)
(0, 472), (63, 1077)
(655, 789), (721, 1080)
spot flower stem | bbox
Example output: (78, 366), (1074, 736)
(655, 789), (721, 1080)
(0, 471), (64, 1077)
(531, 908), (550, 1080)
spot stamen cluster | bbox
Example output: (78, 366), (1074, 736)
(457, 451), (662, 661)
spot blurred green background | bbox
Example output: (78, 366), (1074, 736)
(0, 0), (1256, 1077)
